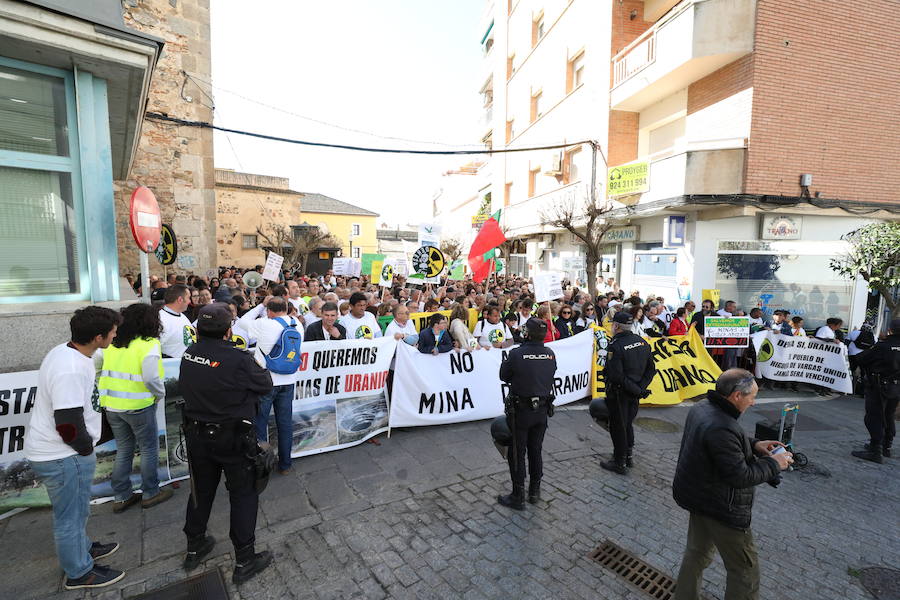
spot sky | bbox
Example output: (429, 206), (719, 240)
(210, 0), (487, 228)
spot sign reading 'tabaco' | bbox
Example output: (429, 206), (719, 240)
(607, 162), (649, 197)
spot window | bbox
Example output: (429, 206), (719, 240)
(0, 62), (84, 301)
(528, 167), (540, 198)
(563, 147), (582, 184)
(506, 119), (515, 144)
(352, 247), (361, 259)
(242, 234), (258, 249)
(352, 223), (361, 236)
(532, 13), (545, 47)
(530, 90), (543, 123)
(507, 54), (515, 80)
(504, 182), (513, 206)
(567, 51), (585, 93)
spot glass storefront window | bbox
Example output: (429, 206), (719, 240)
(0, 167), (79, 296)
(0, 65), (69, 156)
(715, 240), (853, 327)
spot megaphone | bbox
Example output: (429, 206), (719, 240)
(243, 271), (263, 289)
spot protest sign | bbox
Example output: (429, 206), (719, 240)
(412, 246), (445, 277)
(752, 331), (852, 393)
(378, 259), (396, 287)
(447, 259), (465, 280)
(418, 223), (441, 247)
(362, 253), (384, 279)
(534, 272), (563, 303)
(701, 289), (720, 307)
(704, 316), (750, 348)
(332, 257), (352, 276)
(262, 251), (284, 281)
(591, 328), (721, 405)
(390, 331), (593, 427)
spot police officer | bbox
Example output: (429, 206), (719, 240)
(179, 304), (275, 584)
(602, 311), (656, 474)
(497, 317), (558, 510)
(851, 317), (900, 463)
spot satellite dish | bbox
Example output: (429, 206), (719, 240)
(243, 271), (263, 289)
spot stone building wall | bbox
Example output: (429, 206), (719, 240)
(114, 0), (217, 276)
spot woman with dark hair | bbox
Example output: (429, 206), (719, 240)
(96, 303), (173, 513)
(417, 313), (453, 354)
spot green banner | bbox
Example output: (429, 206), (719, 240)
(362, 253), (385, 279)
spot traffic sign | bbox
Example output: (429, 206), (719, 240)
(129, 186), (161, 253)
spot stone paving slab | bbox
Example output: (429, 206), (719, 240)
(1, 394), (896, 599)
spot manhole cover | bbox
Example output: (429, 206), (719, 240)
(634, 417), (680, 433)
(859, 567), (900, 599)
(129, 568), (228, 600)
(589, 540), (675, 599)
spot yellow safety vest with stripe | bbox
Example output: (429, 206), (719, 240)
(98, 338), (165, 410)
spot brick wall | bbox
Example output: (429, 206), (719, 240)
(609, 0), (652, 87)
(686, 56), (754, 147)
(745, 0), (900, 203)
(687, 55), (753, 115)
(608, 110), (640, 167)
(114, 0), (216, 276)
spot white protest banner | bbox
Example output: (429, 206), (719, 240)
(752, 331), (852, 393)
(262, 251), (284, 281)
(288, 337), (396, 457)
(378, 258), (397, 287)
(534, 272), (563, 303)
(332, 257), (352, 276)
(389, 330), (593, 427)
(704, 316), (750, 348)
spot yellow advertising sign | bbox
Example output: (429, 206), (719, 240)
(607, 162), (649, 197)
(592, 327), (721, 405)
(702, 288), (721, 307)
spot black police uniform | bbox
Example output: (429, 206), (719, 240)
(497, 319), (557, 509)
(852, 330), (900, 462)
(180, 335), (273, 579)
(603, 328), (656, 473)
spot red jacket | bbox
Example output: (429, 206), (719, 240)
(668, 318), (688, 336)
(543, 319), (560, 343)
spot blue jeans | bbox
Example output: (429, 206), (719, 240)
(106, 405), (160, 501)
(255, 383), (294, 470)
(30, 453), (96, 579)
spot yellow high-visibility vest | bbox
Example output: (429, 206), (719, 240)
(98, 337), (164, 410)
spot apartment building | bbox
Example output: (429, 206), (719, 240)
(603, 0), (899, 328)
(480, 0), (612, 282)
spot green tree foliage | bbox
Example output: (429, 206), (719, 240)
(830, 222), (900, 317)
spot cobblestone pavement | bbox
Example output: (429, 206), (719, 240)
(2, 392), (897, 600)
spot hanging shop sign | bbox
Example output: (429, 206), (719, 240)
(600, 226), (639, 243)
(607, 162), (649, 197)
(761, 215), (802, 240)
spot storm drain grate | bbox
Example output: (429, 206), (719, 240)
(589, 540), (675, 600)
(128, 568), (229, 600)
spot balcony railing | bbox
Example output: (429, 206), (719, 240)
(613, 33), (656, 88)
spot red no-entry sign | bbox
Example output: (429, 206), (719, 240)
(129, 186), (161, 253)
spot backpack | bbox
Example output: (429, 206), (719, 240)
(263, 317), (302, 374)
(855, 328), (875, 350)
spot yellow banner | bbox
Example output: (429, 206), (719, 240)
(702, 288), (720, 307)
(607, 162), (649, 196)
(409, 308), (480, 333)
(592, 327), (721, 405)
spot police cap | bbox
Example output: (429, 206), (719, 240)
(525, 317), (547, 341)
(612, 311), (633, 326)
(197, 303), (232, 335)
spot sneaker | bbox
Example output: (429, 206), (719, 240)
(112, 494), (141, 514)
(64, 565), (125, 590)
(89, 541), (119, 561)
(141, 487), (174, 509)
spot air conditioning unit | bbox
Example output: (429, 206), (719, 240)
(544, 152), (563, 176)
(537, 233), (555, 250)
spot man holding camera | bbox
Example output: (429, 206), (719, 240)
(672, 369), (793, 600)
(601, 311), (656, 474)
(179, 304), (274, 584)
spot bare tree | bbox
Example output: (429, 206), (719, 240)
(439, 236), (463, 262)
(256, 224), (342, 275)
(540, 187), (619, 295)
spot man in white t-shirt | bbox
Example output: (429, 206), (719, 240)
(239, 297), (303, 474)
(340, 292), (383, 339)
(286, 280), (310, 316)
(305, 297), (324, 328)
(716, 300), (736, 318)
(159, 284), (193, 357)
(814, 317), (843, 341)
(384, 304), (418, 345)
(25, 306), (126, 590)
(474, 306), (514, 349)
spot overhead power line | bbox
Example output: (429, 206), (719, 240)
(145, 111), (594, 156)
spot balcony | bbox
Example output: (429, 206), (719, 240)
(610, 0), (755, 111)
(622, 139), (746, 206)
(502, 182), (588, 237)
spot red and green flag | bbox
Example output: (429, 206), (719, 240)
(468, 210), (506, 283)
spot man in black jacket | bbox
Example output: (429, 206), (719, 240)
(672, 369), (793, 600)
(303, 302), (347, 341)
(180, 304), (274, 584)
(851, 317), (900, 463)
(601, 311), (656, 474)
